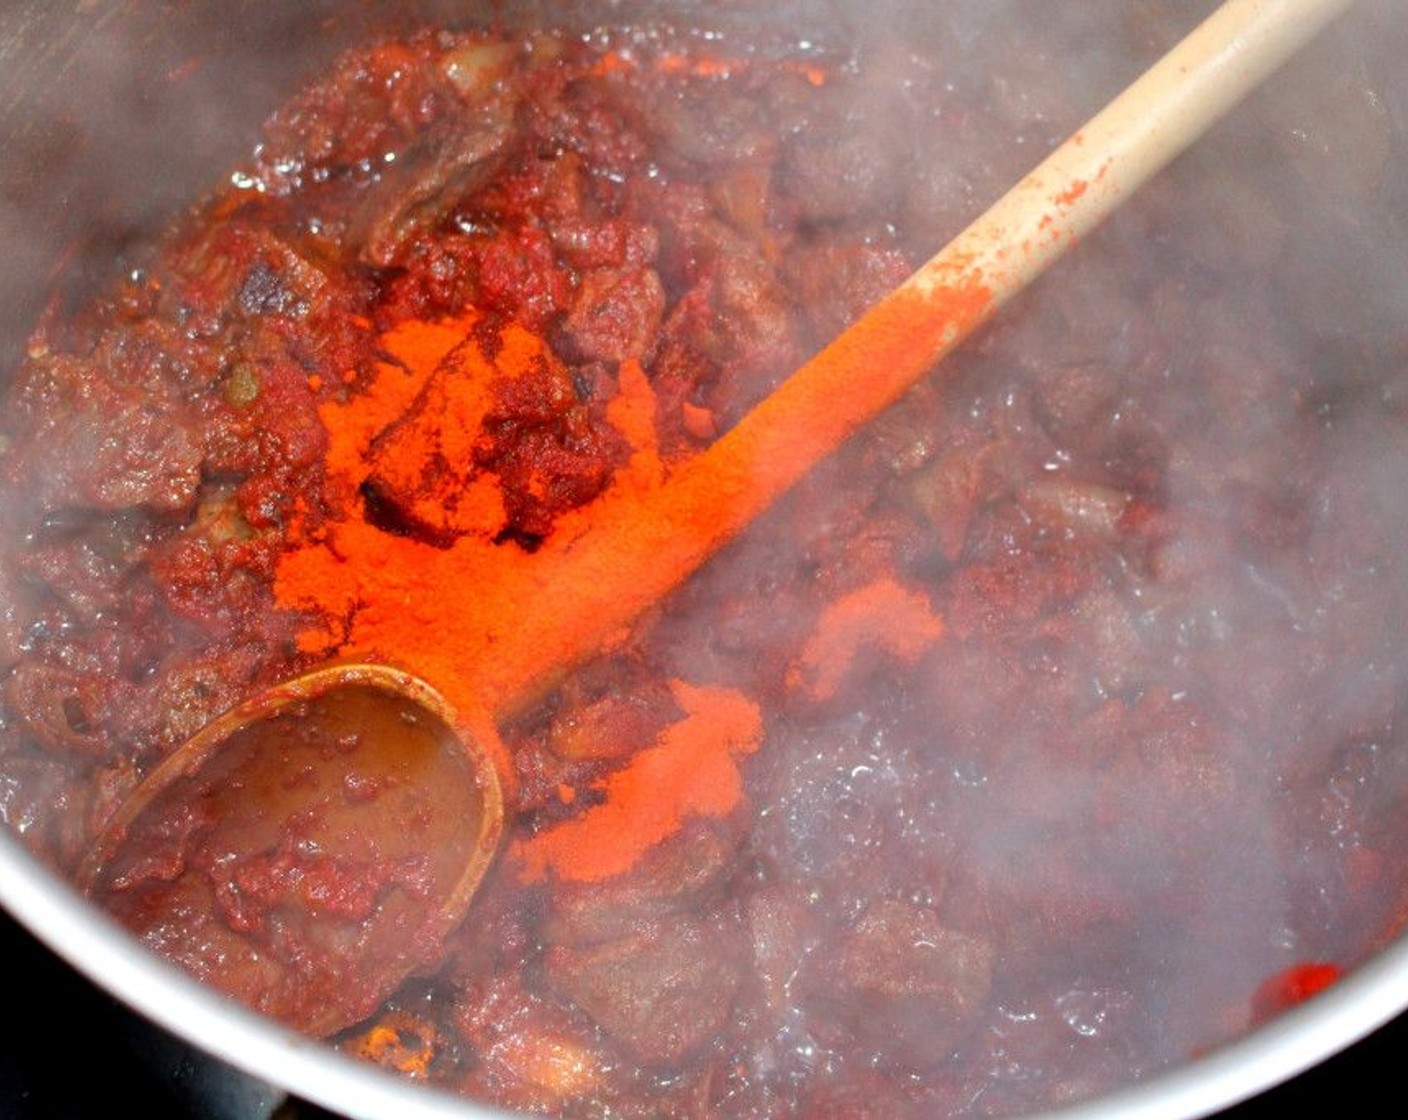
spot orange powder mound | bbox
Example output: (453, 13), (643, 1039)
(319, 314), (472, 492)
(358, 316), (574, 543)
(273, 315), (674, 727)
(512, 680), (762, 883)
(364, 334), (507, 541)
(605, 358), (663, 486)
(788, 576), (945, 701)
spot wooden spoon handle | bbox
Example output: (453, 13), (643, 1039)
(471, 0), (1357, 714)
(709, 0), (1360, 512)
(912, 0), (1358, 303)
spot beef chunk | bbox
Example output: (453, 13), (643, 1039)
(799, 899), (994, 1069)
(5, 354), (201, 516)
(547, 912), (745, 1066)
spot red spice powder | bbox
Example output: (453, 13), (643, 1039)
(788, 576), (945, 700)
(513, 681), (763, 883)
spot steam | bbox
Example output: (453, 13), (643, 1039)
(685, 0), (1408, 1100)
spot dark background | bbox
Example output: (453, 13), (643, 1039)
(0, 906), (1396, 1119)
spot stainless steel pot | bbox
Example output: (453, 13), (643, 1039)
(3, 3), (1408, 1117)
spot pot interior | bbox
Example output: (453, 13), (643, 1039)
(3, 2), (1408, 1118)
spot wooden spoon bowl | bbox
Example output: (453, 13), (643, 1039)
(78, 665), (503, 1036)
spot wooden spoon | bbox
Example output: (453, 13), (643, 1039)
(79, 0), (1355, 1038)
(78, 665), (504, 1035)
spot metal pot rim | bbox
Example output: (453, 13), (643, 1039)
(4, 826), (1408, 1119)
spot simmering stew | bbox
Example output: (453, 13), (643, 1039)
(4, 5), (1408, 1116)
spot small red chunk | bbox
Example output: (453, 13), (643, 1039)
(1250, 962), (1343, 1024)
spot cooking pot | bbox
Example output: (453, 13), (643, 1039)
(4, 2), (1408, 1117)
